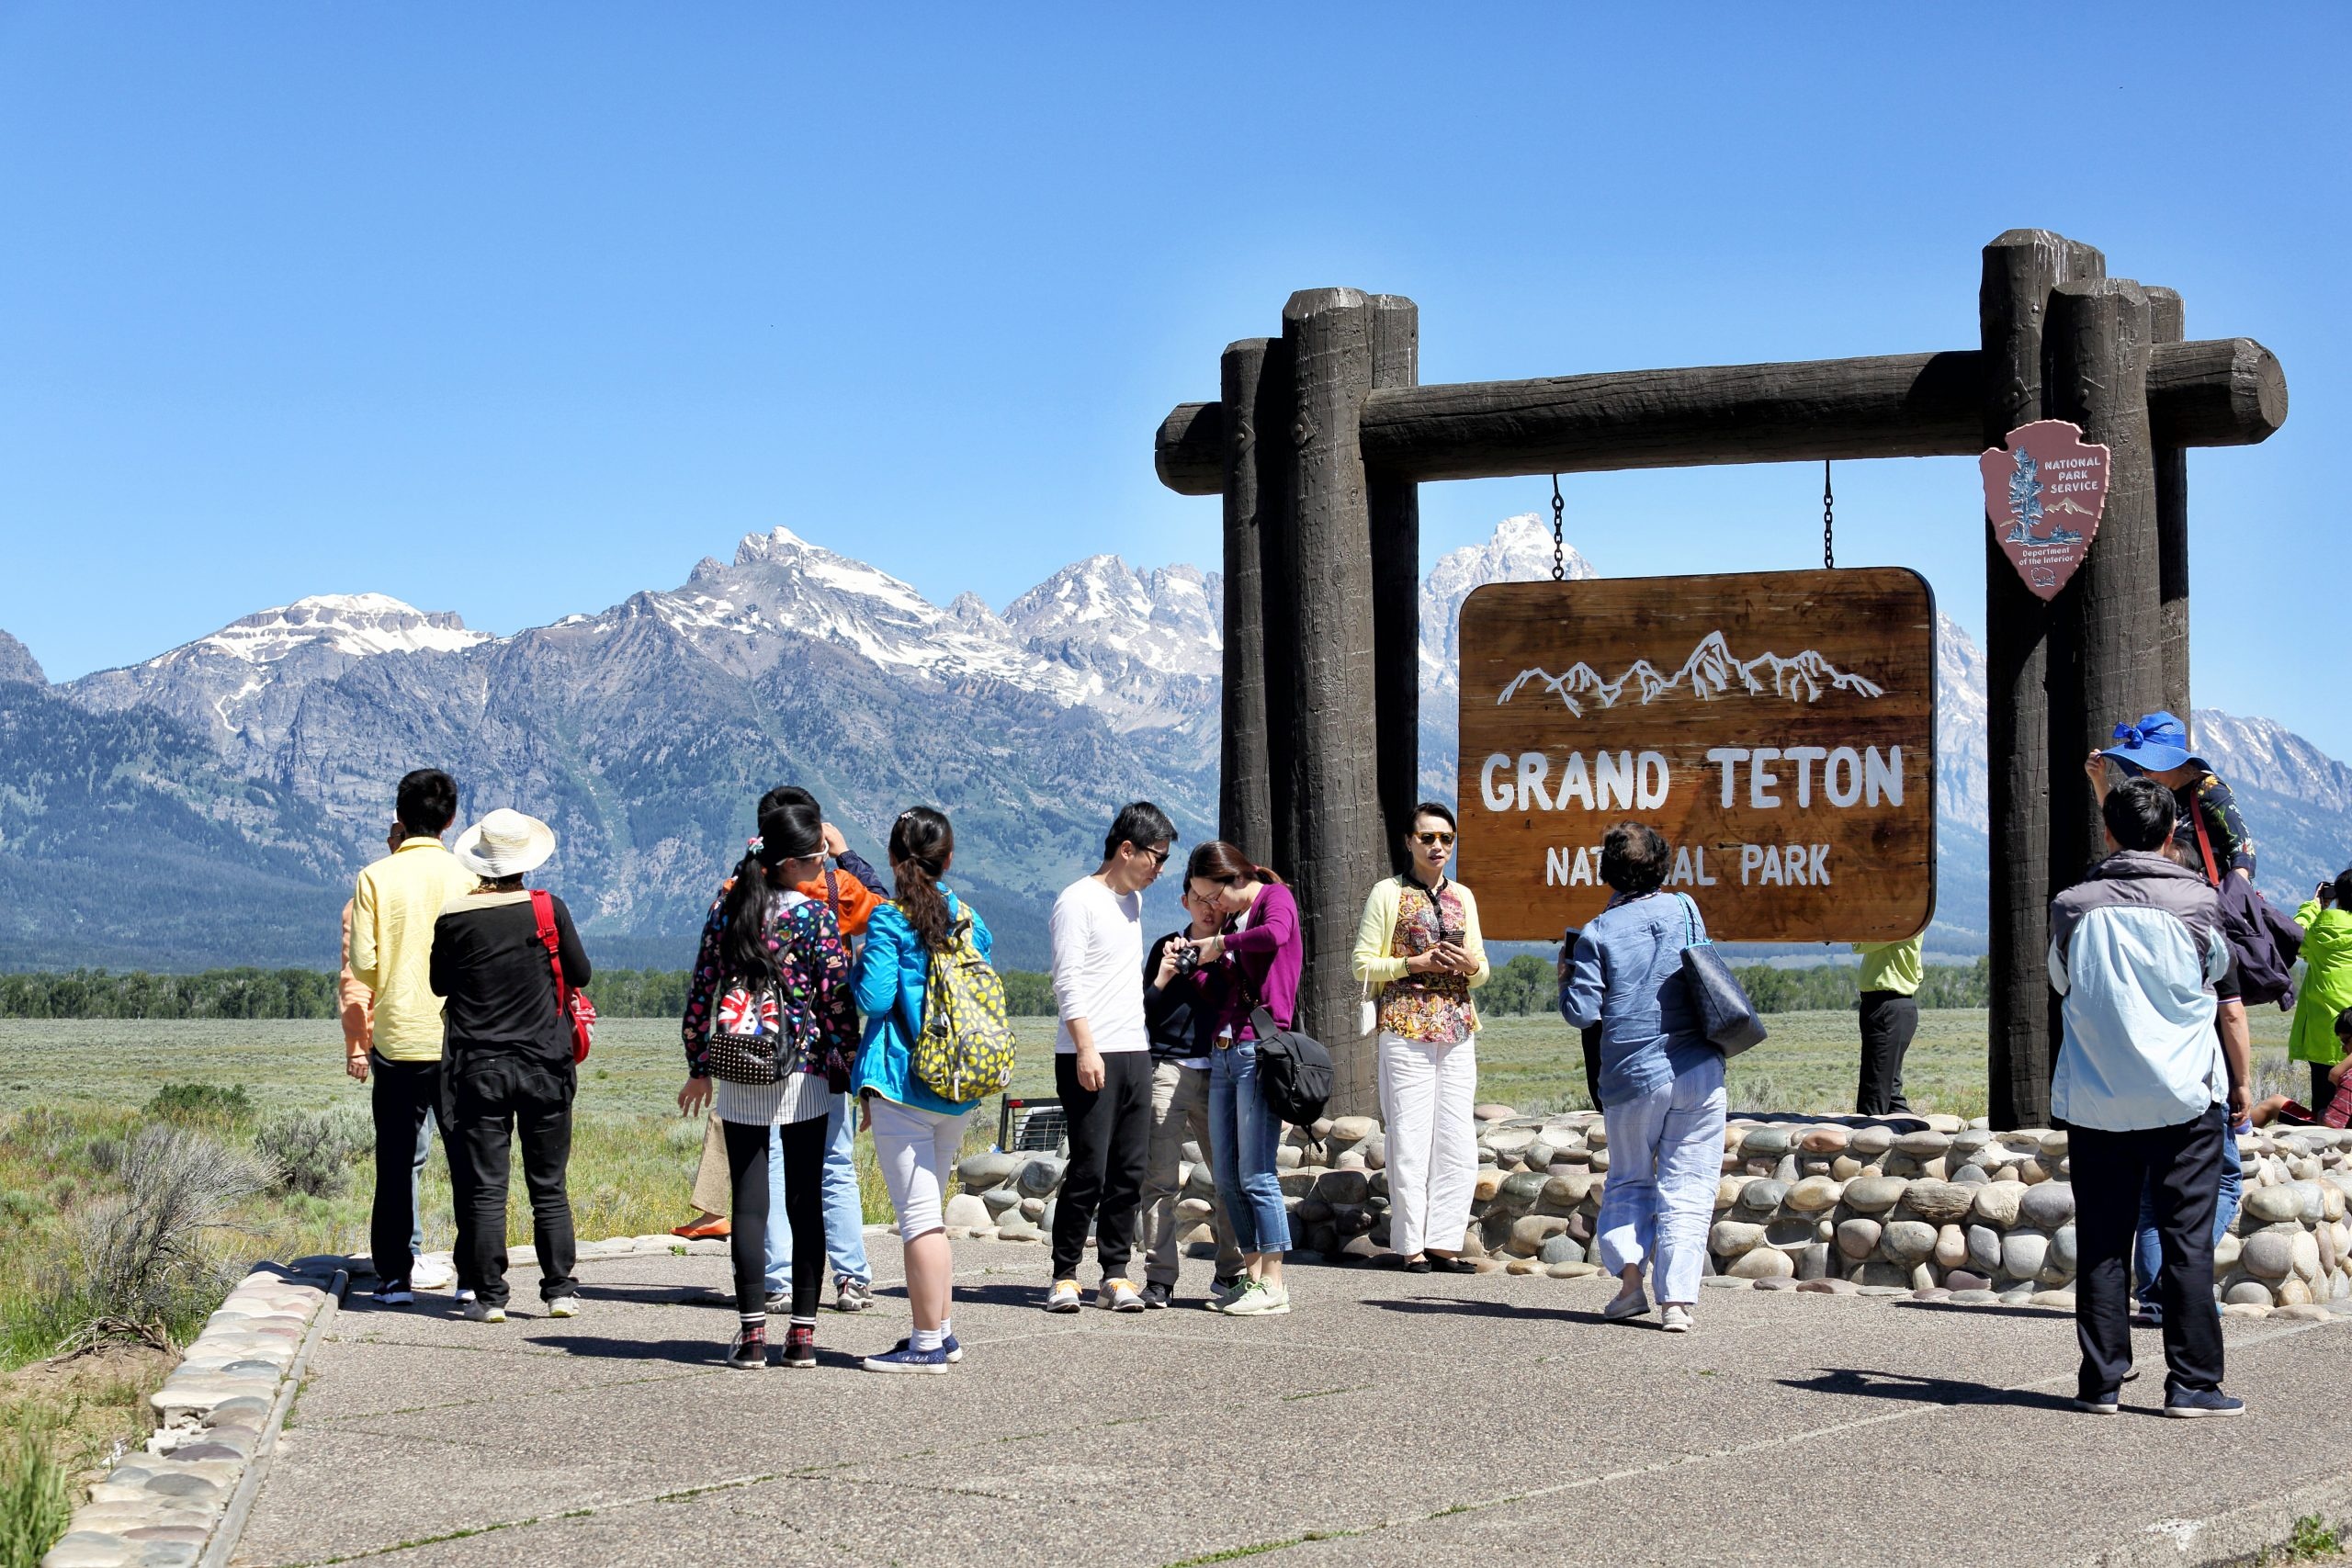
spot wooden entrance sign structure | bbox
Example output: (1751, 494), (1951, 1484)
(1152, 231), (2288, 1125)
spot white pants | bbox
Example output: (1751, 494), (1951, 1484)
(1594, 1055), (1727, 1305)
(869, 1098), (969, 1243)
(1377, 1030), (1479, 1258)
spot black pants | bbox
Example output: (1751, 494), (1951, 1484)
(369, 1055), (439, 1287)
(725, 1117), (825, 1319)
(2073, 1105), (2226, 1402)
(2312, 1061), (2337, 1117)
(441, 1048), (577, 1307)
(1052, 1050), (1154, 1281)
(1855, 992), (1918, 1116)
(1578, 1023), (1602, 1111)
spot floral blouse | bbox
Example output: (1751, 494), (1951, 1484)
(680, 885), (859, 1088)
(1379, 879), (1477, 1045)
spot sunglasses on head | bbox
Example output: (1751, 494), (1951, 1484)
(1414, 830), (1455, 846)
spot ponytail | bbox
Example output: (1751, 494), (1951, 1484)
(718, 798), (825, 982)
(889, 807), (956, 952)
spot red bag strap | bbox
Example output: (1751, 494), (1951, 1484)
(2189, 797), (2222, 888)
(529, 889), (569, 1010)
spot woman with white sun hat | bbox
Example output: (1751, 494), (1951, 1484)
(431, 807), (593, 1324)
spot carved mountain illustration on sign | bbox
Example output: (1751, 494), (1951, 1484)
(1498, 631), (1887, 716)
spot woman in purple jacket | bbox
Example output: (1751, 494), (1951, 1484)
(1182, 840), (1301, 1316)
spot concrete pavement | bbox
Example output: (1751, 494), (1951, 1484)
(230, 1237), (2352, 1568)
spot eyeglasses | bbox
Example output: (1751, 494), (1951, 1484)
(1413, 831), (1456, 846)
(1138, 845), (1170, 867)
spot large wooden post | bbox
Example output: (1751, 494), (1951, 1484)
(1981, 229), (2102, 1130)
(1277, 288), (1384, 1117)
(2047, 278), (2165, 903)
(2148, 287), (2192, 717)
(1219, 337), (1284, 861)
(1368, 294), (1421, 874)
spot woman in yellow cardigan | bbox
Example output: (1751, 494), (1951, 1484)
(1351, 802), (1490, 1273)
(2290, 870), (2352, 1109)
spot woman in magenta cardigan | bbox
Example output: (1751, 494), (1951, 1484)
(1182, 840), (1301, 1316)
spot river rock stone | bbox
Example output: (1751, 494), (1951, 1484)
(1797, 1276), (1859, 1294)
(1539, 1235), (1586, 1265)
(1797, 1242), (1831, 1280)
(1933, 1224), (1968, 1269)
(2292, 1229), (2324, 1281)
(2245, 1185), (2302, 1225)
(1849, 1125), (1895, 1159)
(1855, 1261), (1910, 1289)
(2242, 1229), (2296, 1280)
(1842, 1176), (1907, 1213)
(1712, 1221), (1765, 1256)
(1473, 1170), (1504, 1201)
(1894, 1130), (1951, 1160)
(1944, 1269), (1992, 1292)
(1784, 1177), (1843, 1213)
(958, 1152), (1019, 1190)
(1543, 1172), (1595, 1211)
(1313, 1169), (1372, 1206)
(1474, 1103), (1518, 1122)
(1879, 1220), (1937, 1264)
(942, 1193), (992, 1229)
(1726, 1246), (1794, 1280)
(2278, 1275), (2316, 1306)
(1015, 1156), (1066, 1197)
(2018, 1182), (2075, 1228)
(1740, 1126), (1792, 1159)
(1951, 1165), (1989, 1186)
(1798, 1125), (1849, 1155)
(1834, 1217), (1882, 1260)
(1830, 1156), (1864, 1180)
(1507, 1215), (1570, 1256)
(2001, 1230), (2049, 1280)
(1899, 1180), (1974, 1224)
(1971, 1181), (2026, 1227)
(1736, 1179), (1788, 1214)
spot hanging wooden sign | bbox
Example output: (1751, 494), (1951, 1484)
(1980, 419), (2110, 601)
(1454, 569), (1937, 943)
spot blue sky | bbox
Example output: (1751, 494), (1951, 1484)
(3, 5), (2346, 746)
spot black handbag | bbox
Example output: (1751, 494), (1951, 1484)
(1250, 1005), (1335, 1127)
(1673, 894), (1768, 1057)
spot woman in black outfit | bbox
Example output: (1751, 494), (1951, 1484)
(432, 808), (591, 1324)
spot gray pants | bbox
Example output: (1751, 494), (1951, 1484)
(1141, 1059), (1245, 1287)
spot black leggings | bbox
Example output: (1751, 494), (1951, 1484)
(724, 1116), (827, 1319)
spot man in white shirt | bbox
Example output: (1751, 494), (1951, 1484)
(1045, 802), (1176, 1313)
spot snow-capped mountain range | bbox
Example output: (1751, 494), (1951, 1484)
(6, 513), (2350, 967)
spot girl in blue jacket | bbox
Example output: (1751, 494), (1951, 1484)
(852, 807), (992, 1373)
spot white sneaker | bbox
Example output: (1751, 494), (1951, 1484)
(1659, 1304), (1693, 1334)
(1602, 1286), (1652, 1322)
(1097, 1278), (1146, 1313)
(1220, 1280), (1291, 1316)
(547, 1296), (581, 1319)
(412, 1259), (455, 1292)
(1044, 1280), (1083, 1314)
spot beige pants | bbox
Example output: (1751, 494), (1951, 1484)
(1141, 1059), (1245, 1287)
(690, 1114), (730, 1215)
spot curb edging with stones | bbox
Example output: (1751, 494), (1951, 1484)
(40, 1263), (343, 1568)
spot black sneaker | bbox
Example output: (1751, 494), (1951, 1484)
(2074, 1393), (2119, 1416)
(727, 1325), (768, 1371)
(372, 1281), (413, 1306)
(782, 1324), (817, 1370)
(2163, 1388), (2245, 1419)
(1139, 1281), (1173, 1310)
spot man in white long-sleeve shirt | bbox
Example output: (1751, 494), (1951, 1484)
(1044, 801), (1176, 1314)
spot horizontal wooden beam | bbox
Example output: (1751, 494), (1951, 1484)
(1153, 337), (2288, 495)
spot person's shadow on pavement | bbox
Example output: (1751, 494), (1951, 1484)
(1779, 1368), (2079, 1412)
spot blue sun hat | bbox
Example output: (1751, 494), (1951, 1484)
(2101, 710), (2199, 775)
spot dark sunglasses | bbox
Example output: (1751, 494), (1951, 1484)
(1137, 845), (1170, 867)
(1413, 830), (1456, 846)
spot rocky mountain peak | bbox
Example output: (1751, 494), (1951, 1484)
(1420, 513), (1598, 697)
(175, 593), (490, 666)
(0, 629), (45, 686)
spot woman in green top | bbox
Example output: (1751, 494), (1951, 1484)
(1851, 936), (1921, 1117)
(2289, 871), (2352, 1108)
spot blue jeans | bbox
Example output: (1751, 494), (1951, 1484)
(1594, 1054), (1728, 1305)
(764, 1094), (872, 1293)
(1209, 1043), (1291, 1256)
(2134, 1118), (2242, 1315)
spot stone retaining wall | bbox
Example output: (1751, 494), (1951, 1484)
(947, 1105), (2352, 1319)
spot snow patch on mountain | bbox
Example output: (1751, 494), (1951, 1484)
(181, 594), (489, 665)
(1421, 513), (1596, 702)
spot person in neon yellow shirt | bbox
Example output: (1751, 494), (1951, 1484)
(1852, 935), (1922, 1116)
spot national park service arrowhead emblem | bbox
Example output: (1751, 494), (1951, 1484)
(1981, 419), (2109, 601)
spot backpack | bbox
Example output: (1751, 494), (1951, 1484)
(1250, 1005), (1335, 1127)
(910, 909), (1017, 1102)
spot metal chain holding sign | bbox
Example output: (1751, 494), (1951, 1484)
(1822, 461), (1836, 570)
(1551, 474), (1566, 581)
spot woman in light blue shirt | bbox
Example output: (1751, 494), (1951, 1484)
(853, 807), (992, 1373)
(1562, 822), (1724, 1334)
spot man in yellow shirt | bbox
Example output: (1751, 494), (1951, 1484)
(1853, 935), (1924, 1117)
(351, 769), (476, 1303)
